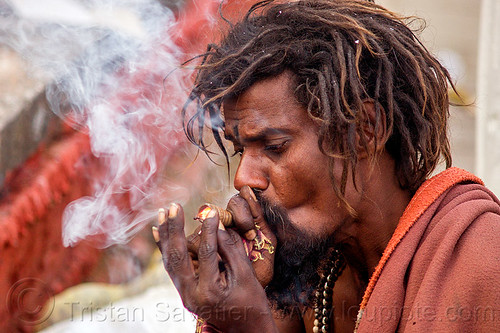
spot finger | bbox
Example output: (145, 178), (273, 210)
(227, 192), (256, 237)
(217, 228), (252, 282)
(187, 226), (225, 277)
(186, 226), (203, 274)
(197, 208), (221, 285)
(160, 203), (195, 292)
(152, 207), (167, 250)
(239, 185), (273, 237)
(187, 232), (201, 276)
(187, 227), (201, 258)
(152, 226), (160, 245)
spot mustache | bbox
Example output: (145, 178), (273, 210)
(253, 191), (287, 233)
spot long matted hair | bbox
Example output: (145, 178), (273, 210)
(182, 0), (454, 203)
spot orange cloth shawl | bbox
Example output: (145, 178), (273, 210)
(355, 167), (500, 332)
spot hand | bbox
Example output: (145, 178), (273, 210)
(153, 203), (278, 333)
(187, 185), (277, 287)
(226, 185), (277, 287)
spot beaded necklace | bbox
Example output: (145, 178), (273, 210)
(313, 249), (345, 333)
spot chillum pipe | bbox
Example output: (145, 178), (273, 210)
(195, 204), (233, 227)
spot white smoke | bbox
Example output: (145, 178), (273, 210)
(1, 0), (225, 247)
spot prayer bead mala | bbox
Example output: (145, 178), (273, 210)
(313, 249), (345, 333)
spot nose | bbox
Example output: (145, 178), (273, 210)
(233, 152), (268, 191)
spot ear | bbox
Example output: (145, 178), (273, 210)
(356, 100), (388, 159)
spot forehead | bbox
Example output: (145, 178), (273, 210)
(222, 73), (314, 139)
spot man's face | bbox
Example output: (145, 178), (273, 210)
(223, 72), (350, 309)
(223, 72), (347, 241)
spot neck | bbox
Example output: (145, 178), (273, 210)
(336, 153), (413, 283)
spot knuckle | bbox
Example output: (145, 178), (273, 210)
(254, 214), (267, 226)
(198, 242), (215, 260)
(165, 248), (185, 270)
(224, 232), (240, 247)
(200, 224), (217, 238)
(229, 208), (254, 231)
(251, 201), (264, 215)
(228, 193), (245, 205)
(236, 217), (255, 232)
(227, 196), (247, 213)
(201, 219), (216, 231)
(167, 220), (180, 234)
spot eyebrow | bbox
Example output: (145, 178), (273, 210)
(224, 126), (291, 143)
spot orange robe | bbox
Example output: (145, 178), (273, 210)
(356, 167), (500, 332)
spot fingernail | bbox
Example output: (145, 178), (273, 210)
(244, 229), (257, 241)
(168, 203), (178, 218)
(206, 208), (216, 219)
(152, 226), (160, 242)
(248, 188), (257, 202)
(158, 208), (166, 225)
(218, 221), (225, 230)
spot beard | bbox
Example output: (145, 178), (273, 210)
(256, 194), (338, 314)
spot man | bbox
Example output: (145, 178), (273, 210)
(152, 1), (500, 332)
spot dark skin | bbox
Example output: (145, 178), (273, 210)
(154, 72), (413, 332)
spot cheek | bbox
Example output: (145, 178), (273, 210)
(268, 151), (348, 237)
(270, 167), (305, 208)
(271, 150), (333, 208)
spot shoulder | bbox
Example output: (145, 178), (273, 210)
(404, 181), (500, 292)
(406, 183), (500, 329)
(413, 181), (500, 293)
(420, 182), (500, 262)
(426, 182), (500, 235)
(436, 182), (500, 214)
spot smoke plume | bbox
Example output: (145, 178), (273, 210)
(0, 0), (223, 247)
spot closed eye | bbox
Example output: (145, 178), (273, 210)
(264, 140), (289, 155)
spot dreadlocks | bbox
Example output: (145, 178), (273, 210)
(182, 0), (454, 200)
